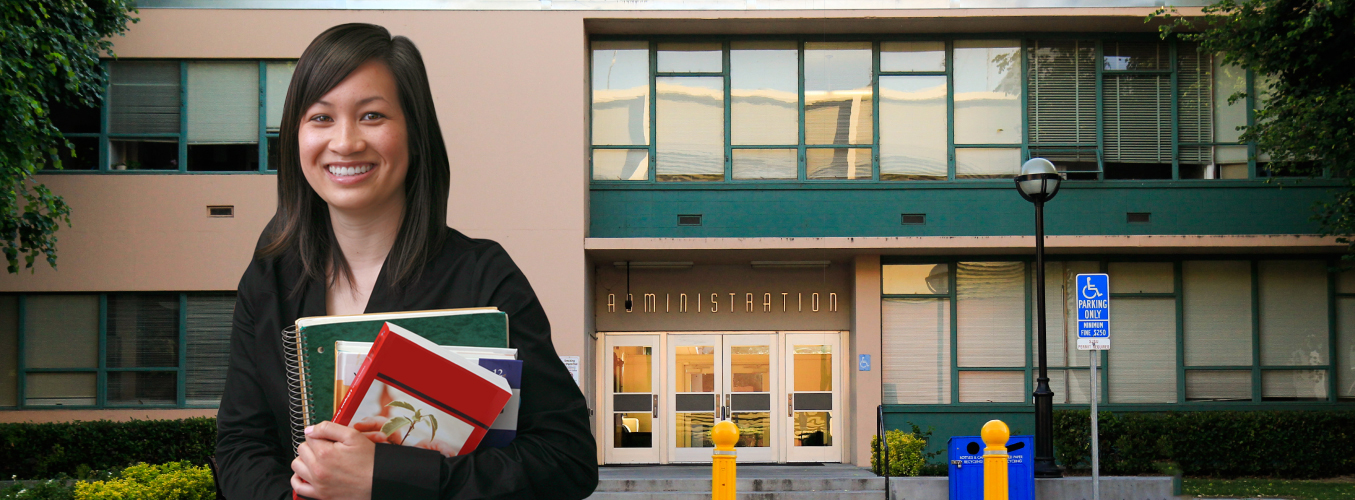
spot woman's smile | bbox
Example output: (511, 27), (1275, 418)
(326, 161), (377, 182)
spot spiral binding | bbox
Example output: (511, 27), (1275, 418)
(282, 324), (305, 455)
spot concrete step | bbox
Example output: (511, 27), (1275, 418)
(586, 492), (888, 500)
(595, 477), (885, 492)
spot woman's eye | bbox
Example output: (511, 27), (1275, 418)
(362, 112), (386, 121)
(309, 114), (332, 123)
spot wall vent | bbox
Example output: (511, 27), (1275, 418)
(901, 214), (926, 225)
(1127, 212), (1151, 223)
(677, 214), (702, 226)
(208, 206), (234, 218)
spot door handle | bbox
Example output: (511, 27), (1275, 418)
(652, 394), (658, 418)
(725, 394), (731, 420)
(788, 394), (794, 417)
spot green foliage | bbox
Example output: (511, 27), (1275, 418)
(1054, 410), (1355, 478)
(0, 477), (75, 500)
(73, 462), (213, 500)
(383, 400), (438, 443)
(1150, 0), (1355, 254)
(0, 0), (137, 273)
(0, 418), (216, 480)
(871, 429), (926, 477)
(872, 423), (940, 477)
(1184, 477), (1355, 500)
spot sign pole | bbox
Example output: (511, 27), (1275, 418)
(1090, 350), (1099, 500)
(1074, 273), (1109, 500)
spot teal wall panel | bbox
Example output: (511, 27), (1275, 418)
(590, 183), (1336, 238)
(882, 407), (1035, 465)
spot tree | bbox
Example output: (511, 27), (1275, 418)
(1, 0), (136, 273)
(1153, 0), (1355, 254)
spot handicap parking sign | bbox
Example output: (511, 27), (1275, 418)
(1075, 274), (1110, 350)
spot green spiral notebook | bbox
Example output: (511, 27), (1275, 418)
(282, 307), (509, 453)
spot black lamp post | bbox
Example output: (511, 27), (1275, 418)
(1014, 158), (1064, 478)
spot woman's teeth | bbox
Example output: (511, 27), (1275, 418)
(328, 164), (373, 177)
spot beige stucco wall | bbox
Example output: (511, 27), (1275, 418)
(2, 10), (596, 361)
(850, 255), (882, 467)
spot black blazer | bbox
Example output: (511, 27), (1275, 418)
(215, 227), (598, 499)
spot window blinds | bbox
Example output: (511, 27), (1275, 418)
(266, 62), (296, 132)
(0, 296), (16, 407)
(1259, 260), (1328, 366)
(106, 294), (180, 368)
(187, 62), (259, 144)
(1027, 40), (1096, 147)
(1337, 298), (1355, 400)
(1183, 261), (1253, 366)
(956, 262), (1026, 368)
(24, 295), (99, 369)
(1108, 298), (1177, 403)
(1104, 75), (1171, 164)
(110, 61), (181, 135)
(187, 294), (235, 406)
(882, 298), (950, 404)
(1177, 42), (1213, 164)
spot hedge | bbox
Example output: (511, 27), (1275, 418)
(1053, 410), (1355, 478)
(0, 418), (217, 480)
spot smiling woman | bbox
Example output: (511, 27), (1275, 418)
(216, 23), (598, 500)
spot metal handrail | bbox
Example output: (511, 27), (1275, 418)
(877, 404), (890, 500)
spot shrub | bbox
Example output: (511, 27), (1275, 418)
(1054, 410), (1355, 478)
(871, 429), (926, 477)
(73, 462), (213, 500)
(0, 477), (75, 500)
(0, 419), (216, 480)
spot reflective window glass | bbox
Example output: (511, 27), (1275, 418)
(656, 77), (724, 181)
(881, 41), (945, 72)
(658, 42), (722, 73)
(954, 40), (1022, 144)
(805, 42), (873, 146)
(592, 42), (650, 146)
(955, 148), (1020, 179)
(883, 264), (950, 295)
(732, 149), (796, 180)
(880, 76), (947, 180)
(731, 42), (798, 146)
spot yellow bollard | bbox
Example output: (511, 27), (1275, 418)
(711, 420), (740, 500)
(982, 420), (1010, 500)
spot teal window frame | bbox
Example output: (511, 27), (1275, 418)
(4, 292), (232, 410)
(881, 255), (1355, 412)
(43, 60), (294, 175)
(589, 34), (1272, 186)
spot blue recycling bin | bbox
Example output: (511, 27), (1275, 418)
(947, 435), (1034, 500)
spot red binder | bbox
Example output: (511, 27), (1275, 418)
(332, 322), (513, 455)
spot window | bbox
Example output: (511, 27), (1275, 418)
(881, 257), (1346, 407)
(592, 36), (1273, 183)
(0, 292), (236, 409)
(43, 60), (295, 173)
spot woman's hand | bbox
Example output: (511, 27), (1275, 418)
(291, 421), (375, 500)
(351, 416), (404, 445)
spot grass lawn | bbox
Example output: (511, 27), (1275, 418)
(1184, 477), (1355, 500)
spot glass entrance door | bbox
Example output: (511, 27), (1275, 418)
(724, 334), (779, 462)
(604, 334), (660, 464)
(667, 333), (780, 463)
(669, 334), (721, 462)
(785, 332), (841, 462)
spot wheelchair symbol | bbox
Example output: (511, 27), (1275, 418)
(1081, 278), (1104, 299)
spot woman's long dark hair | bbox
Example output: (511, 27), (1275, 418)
(259, 23), (450, 294)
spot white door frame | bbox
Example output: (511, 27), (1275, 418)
(784, 332), (844, 463)
(597, 331), (847, 465)
(602, 334), (662, 464)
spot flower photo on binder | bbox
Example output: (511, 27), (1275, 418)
(331, 322), (513, 457)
